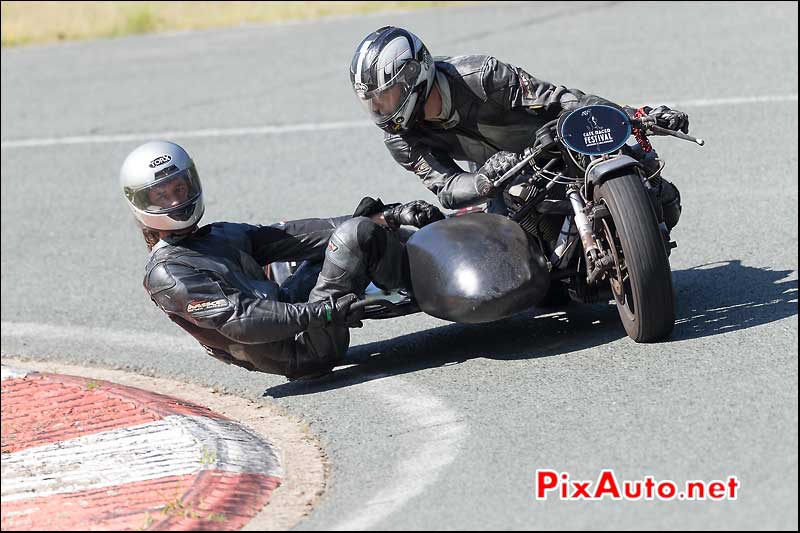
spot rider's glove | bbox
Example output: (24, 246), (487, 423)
(475, 151), (522, 197)
(474, 173), (496, 198)
(637, 105), (690, 134)
(352, 196), (388, 218)
(382, 200), (445, 230)
(316, 293), (364, 328)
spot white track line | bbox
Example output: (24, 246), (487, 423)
(2, 320), (468, 528)
(669, 94), (798, 107)
(1, 94), (796, 149)
(0, 120), (371, 149)
(1, 320), (198, 353)
(330, 375), (468, 531)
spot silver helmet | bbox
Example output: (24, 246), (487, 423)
(350, 26), (435, 133)
(120, 141), (204, 231)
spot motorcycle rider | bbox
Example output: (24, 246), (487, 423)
(121, 140), (443, 379)
(349, 26), (686, 231)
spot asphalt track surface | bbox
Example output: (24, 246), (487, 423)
(1, 1), (797, 530)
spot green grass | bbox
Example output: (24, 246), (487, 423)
(1, 1), (483, 48)
(118, 4), (159, 37)
(199, 446), (217, 466)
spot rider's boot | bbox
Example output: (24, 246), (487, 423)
(626, 142), (683, 233)
(660, 180), (682, 231)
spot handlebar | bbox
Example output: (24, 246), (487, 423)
(649, 124), (705, 146)
(347, 297), (419, 321)
(630, 116), (705, 146)
(349, 298), (407, 313)
(489, 112), (704, 192)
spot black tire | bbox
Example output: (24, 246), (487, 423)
(595, 172), (675, 342)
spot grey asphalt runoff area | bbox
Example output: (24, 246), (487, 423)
(1, 1), (797, 530)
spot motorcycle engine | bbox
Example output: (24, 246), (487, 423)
(503, 174), (563, 245)
(502, 173), (535, 213)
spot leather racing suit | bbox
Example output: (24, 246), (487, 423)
(384, 55), (680, 226)
(143, 215), (405, 378)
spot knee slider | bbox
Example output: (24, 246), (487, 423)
(332, 217), (387, 258)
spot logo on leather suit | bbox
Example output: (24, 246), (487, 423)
(187, 298), (228, 314)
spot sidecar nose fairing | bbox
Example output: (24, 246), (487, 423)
(405, 213), (550, 323)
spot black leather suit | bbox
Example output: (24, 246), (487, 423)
(143, 216), (405, 378)
(384, 55), (680, 224)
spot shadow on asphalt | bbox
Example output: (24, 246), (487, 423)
(265, 260), (797, 397)
(671, 260), (797, 341)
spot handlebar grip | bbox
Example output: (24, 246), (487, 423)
(348, 298), (405, 313)
(650, 125), (705, 146)
(348, 299), (371, 312)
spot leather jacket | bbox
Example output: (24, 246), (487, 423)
(384, 55), (615, 209)
(143, 217), (347, 371)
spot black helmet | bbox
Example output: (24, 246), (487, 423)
(350, 26), (435, 133)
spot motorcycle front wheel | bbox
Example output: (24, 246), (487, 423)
(594, 172), (675, 342)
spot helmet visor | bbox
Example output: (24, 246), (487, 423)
(125, 167), (201, 214)
(356, 61), (420, 125)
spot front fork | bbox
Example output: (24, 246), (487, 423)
(566, 185), (614, 284)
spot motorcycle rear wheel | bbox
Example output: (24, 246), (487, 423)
(595, 172), (675, 342)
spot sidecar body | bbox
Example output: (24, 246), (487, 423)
(402, 213), (550, 323)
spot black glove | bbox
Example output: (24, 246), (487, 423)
(638, 105), (690, 134)
(352, 196), (389, 218)
(474, 173), (495, 198)
(382, 200), (445, 230)
(318, 293), (365, 328)
(475, 151), (522, 197)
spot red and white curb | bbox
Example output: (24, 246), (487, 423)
(1, 365), (282, 531)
